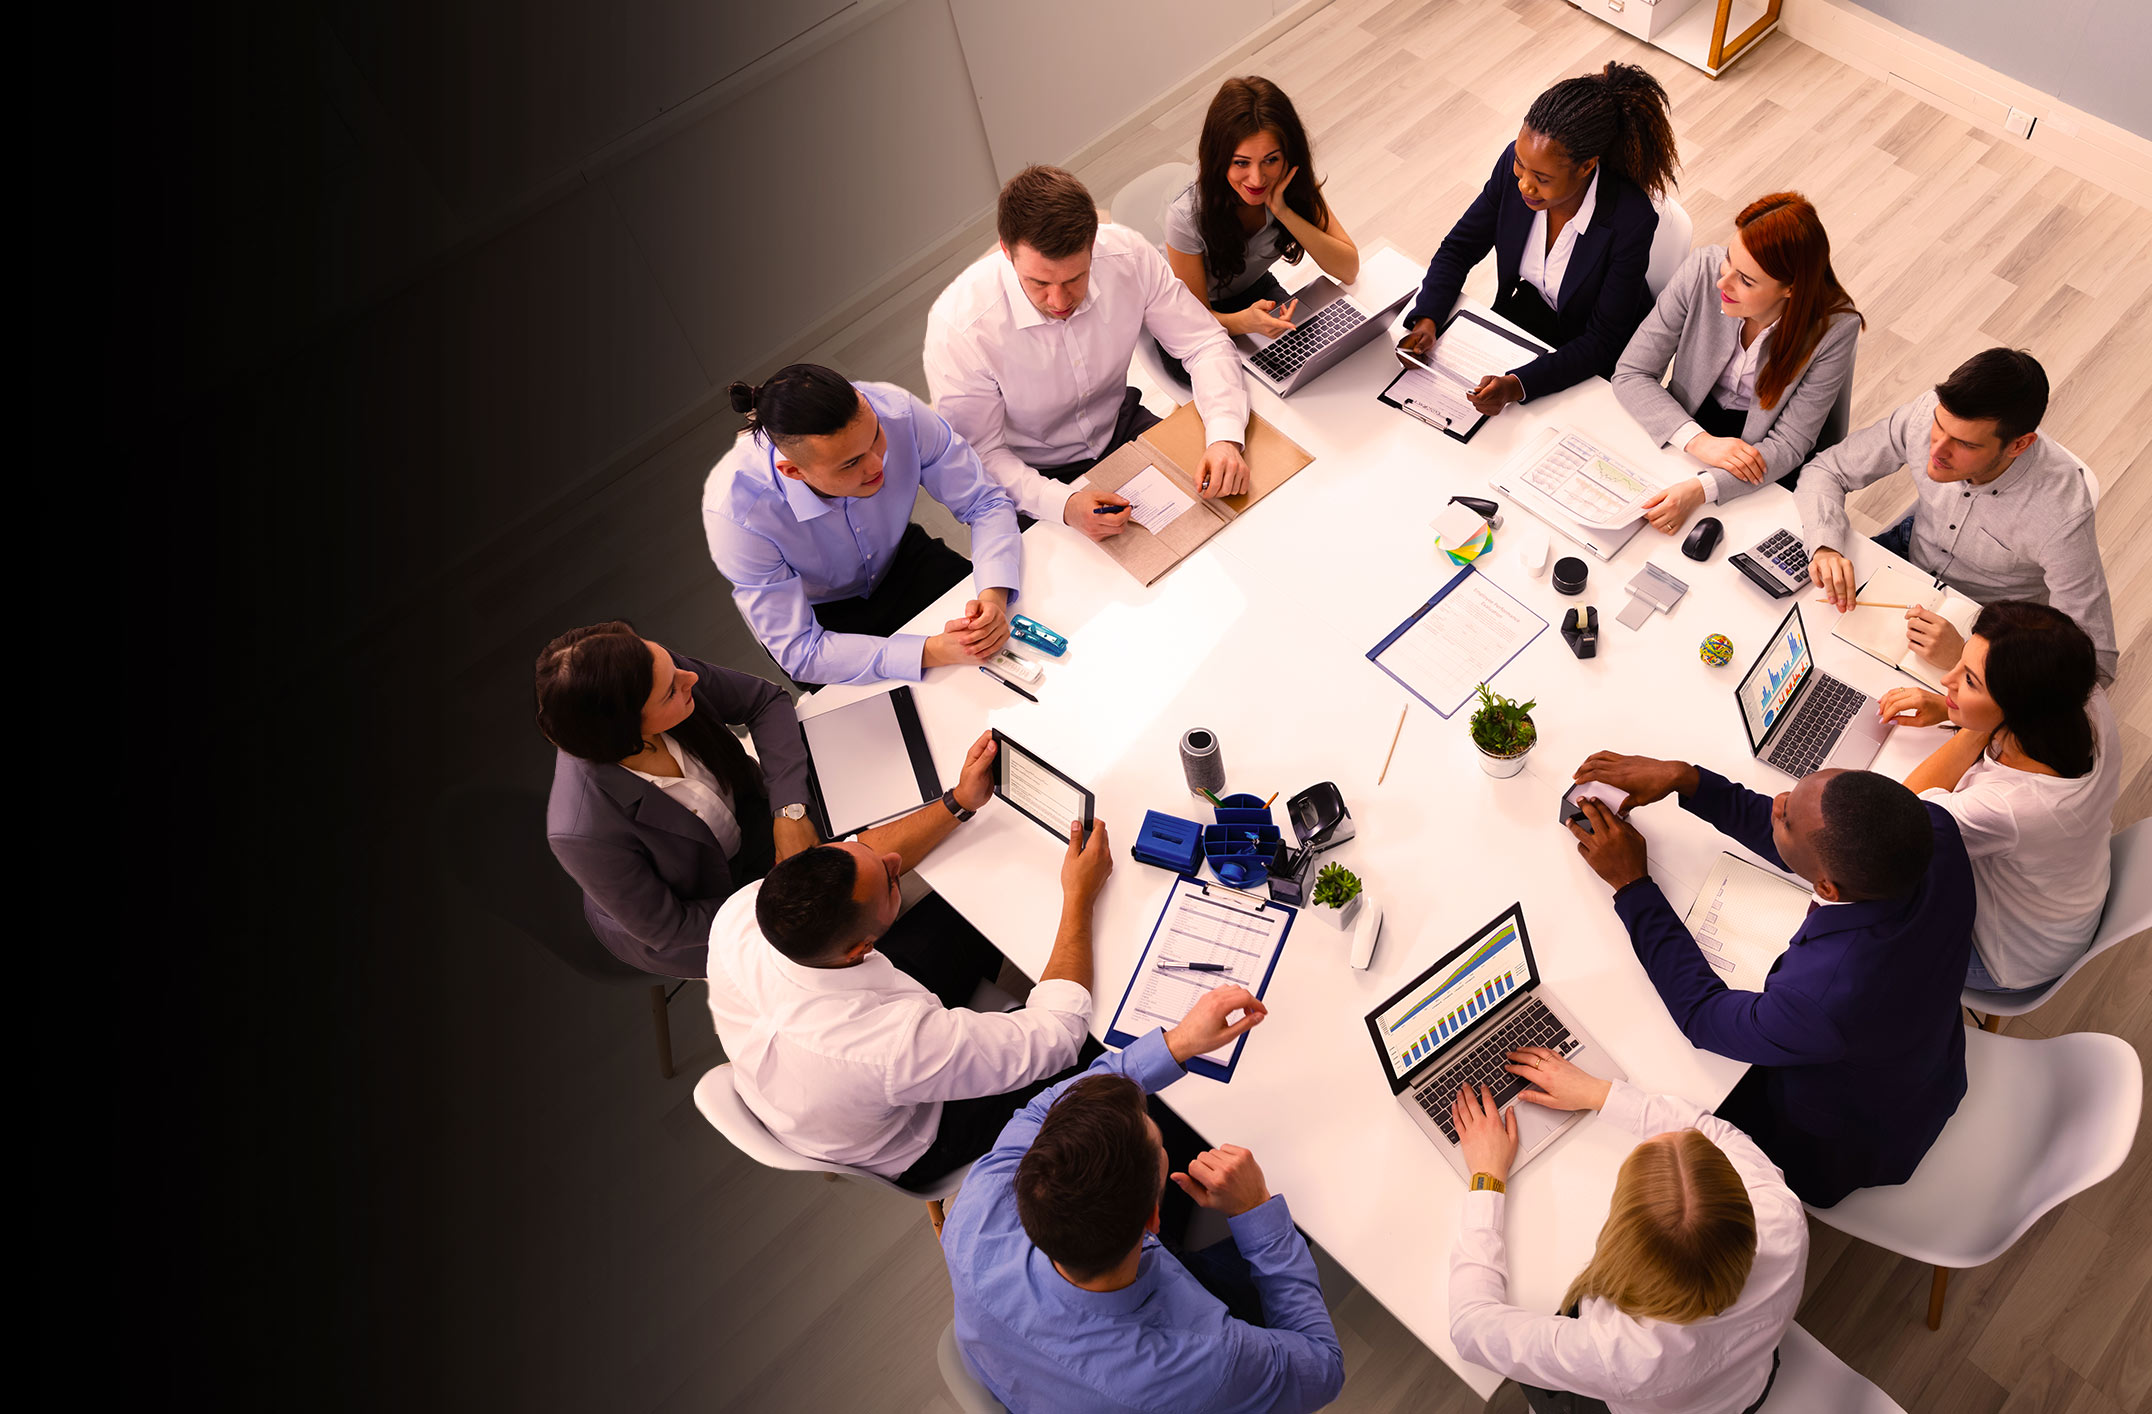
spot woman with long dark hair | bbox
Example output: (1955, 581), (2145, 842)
(1399, 62), (1679, 418)
(1614, 192), (1864, 534)
(1879, 601), (2121, 993)
(1160, 76), (1360, 362)
(1447, 1048), (1804, 1414)
(538, 621), (817, 977)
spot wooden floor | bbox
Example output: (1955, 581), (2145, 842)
(439, 1), (2152, 1409)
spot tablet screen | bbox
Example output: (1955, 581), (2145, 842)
(991, 730), (1095, 840)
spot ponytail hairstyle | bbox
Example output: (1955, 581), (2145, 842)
(727, 364), (860, 448)
(1522, 61), (1680, 203)
(1560, 1129), (1758, 1324)
(1731, 192), (1863, 410)
(1971, 601), (2100, 777)
(1194, 76), (1331, 291)
(535, 621), (766, 805)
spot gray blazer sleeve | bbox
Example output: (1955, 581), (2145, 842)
(1796, 392), (1929, 556)
(1610, 247), (1708, 444)
(680, 654), (812, 812)
(1716, 310), (1862, 502)
(548, 825), (719, 973)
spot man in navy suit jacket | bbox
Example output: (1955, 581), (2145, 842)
(1562, 754), (1975, 1207)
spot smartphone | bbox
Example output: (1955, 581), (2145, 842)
(1559, 781), (1630, 834)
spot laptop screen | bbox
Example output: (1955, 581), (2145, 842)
(1737, 605), (1813, 752)
(1366, 904), (1537, 1092)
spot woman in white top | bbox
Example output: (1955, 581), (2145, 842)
(1612, 192), (1863, 535)
(1157, 75), (1359, 380)
(1879, 601), (2120, 994)
(1449, 1048), (1807, 1414)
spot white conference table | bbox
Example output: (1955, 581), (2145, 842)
(806, 260), (1944, 1399)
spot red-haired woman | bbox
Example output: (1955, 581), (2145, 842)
(1614, 192), (1863, 534)
(1159, 75), (1359, 375)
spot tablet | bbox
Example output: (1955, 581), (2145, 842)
(990, 729), (1095, 841)
(798, 686), (941, 839)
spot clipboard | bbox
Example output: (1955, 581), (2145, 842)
(1377, 309), (1549, 443)
(1084, 400), (1315, 587)
(1105, 875), (1295, 1083)
(798, 685), (941, 839)
(1366, 562), (1548, 718)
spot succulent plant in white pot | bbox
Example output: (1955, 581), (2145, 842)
(1309, 863), (1364, 930)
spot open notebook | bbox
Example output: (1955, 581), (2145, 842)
(1681, 853), (1811, 993)
(1085, 400), (1314, 586)
(1830, 562), (1981, 692)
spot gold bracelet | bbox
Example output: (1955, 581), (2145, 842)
(1470, 1172), (1506, 1194)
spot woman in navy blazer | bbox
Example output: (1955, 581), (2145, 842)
(539, 621), (818, 978)
(1399, 62), (1679, 416)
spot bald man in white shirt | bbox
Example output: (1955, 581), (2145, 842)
(925, 164), (1251, 542)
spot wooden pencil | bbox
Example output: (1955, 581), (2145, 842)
(1378, 706), (1408, 785)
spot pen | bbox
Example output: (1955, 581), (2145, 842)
(978, 666), (1038, 702)
(1159, 960), (1230, 971)
(1091, 501), (1129, 515)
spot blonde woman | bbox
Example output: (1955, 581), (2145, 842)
(1449, 1049), (1807, 1414)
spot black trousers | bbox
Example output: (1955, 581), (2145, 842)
(801, 523), (973, 684)
(1492, 279), (1562, 350)
(1692, 392), (1801, 494)
(1153, 271), (1292, 387)
(1015, 386), (1163, 530)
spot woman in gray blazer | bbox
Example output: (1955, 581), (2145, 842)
(1614, 192), (1863, 535)
(538, 621), (818, 978)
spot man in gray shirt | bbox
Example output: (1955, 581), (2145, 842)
(1796, 347), (2115, 681)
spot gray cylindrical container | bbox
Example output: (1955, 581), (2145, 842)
(1180, 727), (1225, 796)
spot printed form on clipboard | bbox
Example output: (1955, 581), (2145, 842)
(1365, 562), (1548, 718)
(1377, 309), (1549, 442)
(1106, 876), (1295, 1082)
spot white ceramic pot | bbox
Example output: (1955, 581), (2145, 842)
(1476, 738), (1533, 778)
(1312, 892), (1364, 931)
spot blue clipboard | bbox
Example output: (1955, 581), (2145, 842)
(1365, 562), (1547, 718)
(1104, 875), (1295, 1083)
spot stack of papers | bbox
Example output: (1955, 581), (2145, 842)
(1681, 853), (1811, 992)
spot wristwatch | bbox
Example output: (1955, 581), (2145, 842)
(1469, 1173), (1506, 1194)
(940, 788), (976, 822)
(775, 803), (808, 821)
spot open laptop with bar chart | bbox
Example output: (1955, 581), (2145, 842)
(1364, 903), (1624, 1179)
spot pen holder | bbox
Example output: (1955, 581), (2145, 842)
(1204, 823), (1280, 889)
(1213, 792), (1274, 827)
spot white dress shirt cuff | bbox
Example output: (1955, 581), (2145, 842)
(1598, 1078), (1648, 1138)
(1697, 472), (1721, 504)
(1022, 978), (1092, 1018)
(1672, 419), (1707, 454)
(1201, 411), (1246, 451)
(1463, 1186), (1504, 1227)
(1015, 466), (1079, 525)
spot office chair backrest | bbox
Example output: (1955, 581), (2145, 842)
(692, 1064), (973, 1201)
(1766, 1324), (1907, 1412)
(1645, 195), (1694, 300)
(1110, 163), (1196, 252)
(1815, 362), (1855, 458)
(2045, 436), (2099, 507)
(1965, 817), (2152, 1017)
(433, 781), (650, 984)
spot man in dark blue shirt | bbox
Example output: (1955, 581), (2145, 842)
(1565, 755), (1976, 1207)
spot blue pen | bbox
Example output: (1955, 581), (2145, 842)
(1090, 501), (1129, 515)
(1159, 960), (1230, 972)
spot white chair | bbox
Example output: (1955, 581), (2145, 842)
(1645, 194), (1694, 299)
(2048, 436), (2100, 506)
(1964, 817), (2152, 1026)
(1807, 1027), (2143, 1330)
(1764, 1323), (1907, 1412)
(936, 1321), (1008, 1414)
(693, 1063), (969, 1231)
(1112, 162), (1199, 395)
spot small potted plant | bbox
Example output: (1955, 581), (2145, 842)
(1469, 682), (1537, 778)
(1309, 862), (1364, 930)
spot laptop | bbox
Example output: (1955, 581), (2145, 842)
(1236, 256), (1418, 396)
(1737, 603), (1893, 779)
(1728, 527), (1812, 597)
(1365, 903), (1624, 1180)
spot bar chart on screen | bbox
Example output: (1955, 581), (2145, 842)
(1376, 918), (1530, 1073)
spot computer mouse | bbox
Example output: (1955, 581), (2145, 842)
(1682, 517), (1724, 561)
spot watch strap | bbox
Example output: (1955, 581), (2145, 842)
(1469, 1173), (1506, 1194)
(941, 788), (976, 822)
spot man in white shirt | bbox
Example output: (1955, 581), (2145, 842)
(924, 164), (1252, 543)
(706, 730), (1114, 1189)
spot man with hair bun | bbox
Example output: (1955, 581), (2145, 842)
(1563, 750), (1975, 1206)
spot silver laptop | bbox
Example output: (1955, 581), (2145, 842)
(1737, 603), (1892, 779)
(1728, 526), (1812, 597)
(1365, 903), (1624, 1180)
(1237, 273), (1414, 396)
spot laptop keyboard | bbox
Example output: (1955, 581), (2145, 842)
(1766, 675), (1865, 778)
(1249, 300), (1365, 382)
(1754, 529), (1811, 580)
(1412, 996), (1578, 1143)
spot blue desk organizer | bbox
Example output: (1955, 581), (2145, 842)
(1132, 810), (1204, 874)
(1203, 794), (1280, 888)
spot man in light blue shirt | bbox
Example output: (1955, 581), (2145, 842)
(942, 985), (1345, 1414)
(703, 365), (1023, 687)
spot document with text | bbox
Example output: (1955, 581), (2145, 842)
(1367, 565), (1547, 718)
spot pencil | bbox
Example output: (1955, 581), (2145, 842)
(1200, 787), (1224, 805)
(1854, 599), (1913, 609)
(1263, 792), (1278, 808)
(1378, 705), (1408, 785)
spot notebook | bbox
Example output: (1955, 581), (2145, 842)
(1830, 562), (1981, 692)
(1084, 400), (1314, 586)
(1681, 852), (1811, 992)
